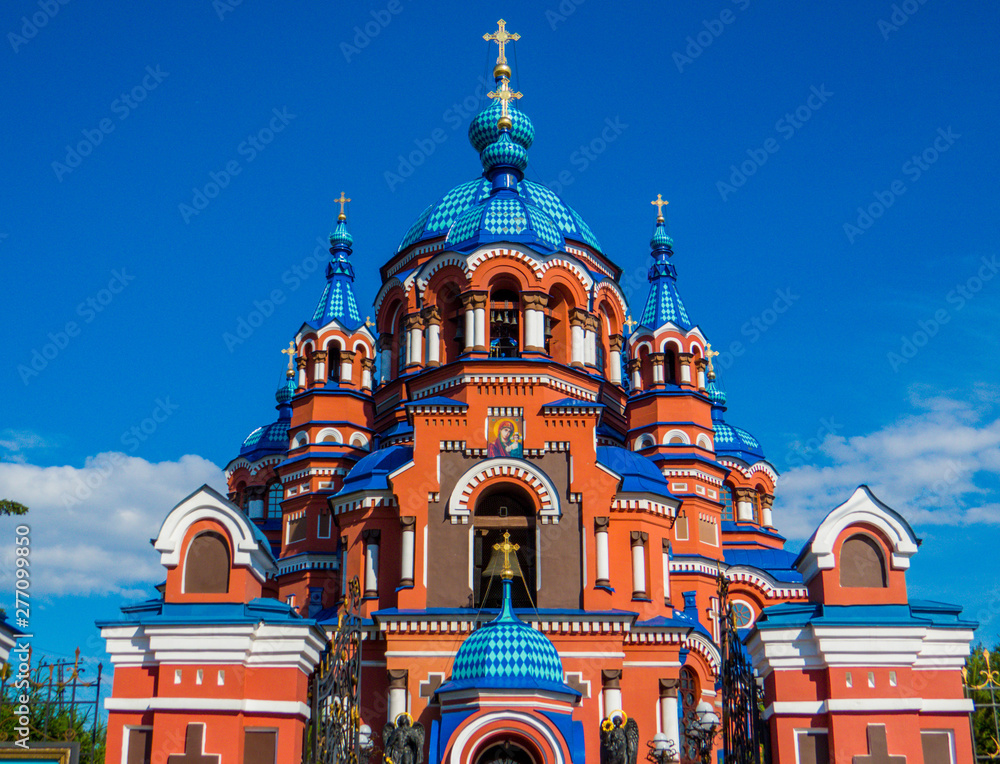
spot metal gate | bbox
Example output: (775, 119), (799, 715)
(304, 576), (363, 764)
(964, 646), (1000, 761)
(718, 572), (771, 764)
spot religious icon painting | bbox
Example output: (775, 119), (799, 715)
(486, 416), (523, 459)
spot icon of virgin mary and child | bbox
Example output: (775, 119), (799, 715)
(487, 418), (523, 458)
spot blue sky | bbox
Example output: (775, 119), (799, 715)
(1, 0), (998, 679)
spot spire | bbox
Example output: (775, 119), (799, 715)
(476, 20), (529, 186)
(309, 193), (363, 330)
(638, 194), (692, 330)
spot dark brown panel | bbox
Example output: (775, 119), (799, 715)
(243, 730), (277, 764)
(127, 728), (152, 764)
(921, 731), (953, 764)
(840, 534), (887, 588)
(184, 532), (230, 594)
(797, 731), (829, 764)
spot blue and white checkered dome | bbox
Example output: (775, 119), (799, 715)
(275, 376), (296, 404)
(469, 99), (534, 153)
(711, 406), (765, 462)
(239, 377), (294, 461)
(443, 580), (575, 695)
(444, 190), (565, 255)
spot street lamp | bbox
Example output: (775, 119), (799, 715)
(358, 723), (373, 752)
(684, 702), (720, 764)
(646, 732), (678, 763)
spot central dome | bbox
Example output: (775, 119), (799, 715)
(445, 190), (564, 254)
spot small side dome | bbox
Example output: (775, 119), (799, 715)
(712, 411), (765, 462)
(275, 377), (296, 404)
(469, 99), (534, 152)
(240, 420), (289, 460)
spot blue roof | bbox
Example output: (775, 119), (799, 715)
(724, 548), (803, 584)
(711, 407), (766, 462)
(396, 178), (603, 254)
(755, 601), (978, 631)
(96, 597), (315, 628)
(306, 219), (364, 331)
(404, 397), (468, 409)
(333, 445), (413, 497)
(436, 579), (578, 697)
(596, 446), (678, 499)
(445, 189), (565, 255)
(239, 380), (293, 462)
(638, 220), (691, 330)
(543, 398), (605, 409)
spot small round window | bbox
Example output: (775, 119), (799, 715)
(730, 601), (753, 628)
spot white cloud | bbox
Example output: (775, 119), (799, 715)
(0, 428), (57, 463)
(774, 385), (1000, 540)
(0, 452), (226, 597)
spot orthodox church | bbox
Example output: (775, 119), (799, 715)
(100, 21), (977, 764)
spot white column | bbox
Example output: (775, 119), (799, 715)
(464, 308), (476, 351)
(631, 366), (641, 390)
(653, 361), (664, 385)
(341, 358), (353, 383)
(609, 350), (622, 384)
(362, 362), (372, 390)
(680, 355), (693, 384)
(662, 539), (671, 605)
(474, 307), (486, 349)
(595, 518), (610, 587)
(631, 531), (648, 598)
(387, 670), (408, 722)
(603, 686), (623, 717)
(426, 324), (440, 364)
(314, 356), (326, 384)
(571, 323), (585, 365)
(411, 328), (424, 365)
(585, 329), (597, 366)
(661, 693), (681, 756)
(363, 530), (380, 598)
(736, 490), (754, 522)
(697, 366), (707, 389)
(297, 360), (307, 389)
(761, 498), (773, 527)
(400, 517), (415, 587)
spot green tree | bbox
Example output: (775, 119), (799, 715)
(965, 643), (1000, 759)
(0, 500), (28, 516)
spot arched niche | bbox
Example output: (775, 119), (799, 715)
(839, 533), (888, 588)
(183, 531), (230, 594)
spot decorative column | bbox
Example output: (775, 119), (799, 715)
(387, 670), (408, 722)
(422, 306), (441, 366)
(340, 349), (356, 386)
(734, 488), (755, 522)
(569, 308), (588, 367)
(361, 357), (375, 391)
(399, 516), (416, 588)
(584, 314), (599, 368)
(678, 352), (694, 385)
(602, 669), (623, 716)
(609, 335), (623, 385)
(296, 356), (308, 390)
(627, 358), (642, 391)
(595, 517), (611, 587)
(246, 486), (266, 521)
(378, 333), (393, 383)
(761, 493), (774, 527)
(472, 293), (488, 351)
(695, 358), (708, 389)
(461, 292), (476, 352)
(630, 531), (648, 599)
(312, 350), (327, 385)
(662, 539), (672, 606)
(659, 679), (681, 756)
(649, 352), (665, 386)
(522, 292), (549, 353)
(405, 314), (423, 368)
(362, 529), (380, 598)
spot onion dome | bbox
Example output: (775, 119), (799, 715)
(445, 190), (564, 254)
(469, 98), (534, 152)
(480, 131), (528, 173)
(709, 386), (765, 462)
(437, 577), (578, 696)
(639, 207), (692, 331)
(706, 378), (727, 407)
(239, 374), (294, 461)
(308, 197), (363, 331)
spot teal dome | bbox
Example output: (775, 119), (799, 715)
(469, 99), (534, 153)
(706, 379), (727, 406)
(439, 580), (577, 696)
(275, 376), (296, 404)
(397, 178), (603, 254)
(445, 191), (565, 254)
(480, 132), (528, 173)
(328, 218), (353, 249)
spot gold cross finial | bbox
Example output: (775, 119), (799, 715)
(484, 19), (520, 66)
(623, 313), (638, 333)
(705, 342), (720, 379)
(487, 79), (523, 125)
(365, 316), (375, 329)
(493, 531), (520, 580)
(651, 194), (668, 223)
(334, 191), (351, 221)
(281, 340), (296, 375)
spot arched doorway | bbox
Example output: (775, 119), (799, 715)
(475, 740), (537, 764)
(473, 484), (536, 609)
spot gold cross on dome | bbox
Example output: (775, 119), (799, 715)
(484, 19), (520, 66)
(651, 194), (669, 222)
(365, 316), (375, 329)
(281, 340), (296, 373)
(493, 531), (520, 580)
(487, 81), (523, 122)
(705, 342), (720, 374)
(334, 191), (351, 221)
(623, 313), (638, 333)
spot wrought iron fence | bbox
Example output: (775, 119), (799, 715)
(964, 646), (1000, 761)
(0, 648), (104, 764)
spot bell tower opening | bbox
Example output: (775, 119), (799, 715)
(473, 484), (536, 609)
(489, 289), (520, 358)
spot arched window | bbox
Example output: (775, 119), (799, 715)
(184, 532), (230, 594)
(840, 534), (888, 588)
(489, 289), (520, 358)
(664, 348), (678, 384)
(265, 481), (283, 521)
(473, 485), (536, 609)
(679, 667), (700, 763)
(328, 344), (341, 383)
(721, 485), (735, 522)
(439, 282), (464, 363)
(396, 311), (407, 377)
(546, 286), (572, 363)
(595, 316), (606, 373)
